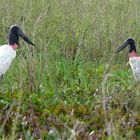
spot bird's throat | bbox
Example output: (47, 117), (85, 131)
(10, 44), (18, 50)
(129, 50), (138, 57)
(10, 43), (18, 50)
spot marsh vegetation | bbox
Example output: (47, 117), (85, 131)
(0, 0), (140, 139)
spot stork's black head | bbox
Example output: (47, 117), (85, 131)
(9, 25), (35, 46)
(115, 37), (136, 53)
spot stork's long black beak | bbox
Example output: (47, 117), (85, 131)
(17, 29), (35, 46)
(115, 40), (129, 53)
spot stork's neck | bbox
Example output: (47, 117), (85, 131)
(128, 39), (137, 57)
(10, 44), (18, 50)
(129, 39), (136, 52)
(9, 30), (19, 46)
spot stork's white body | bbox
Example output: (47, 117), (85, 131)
(129, 57), (140, 81)
(0, 45), (16, 76)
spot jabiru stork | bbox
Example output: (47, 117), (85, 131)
(115, 38), (140, 81)
(0, 25), (35, 77)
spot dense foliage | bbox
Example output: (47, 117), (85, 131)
(0, 0), (140, 139)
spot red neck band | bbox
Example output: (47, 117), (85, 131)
(10, 44), (18, 50)
(129, 51), (138, 57)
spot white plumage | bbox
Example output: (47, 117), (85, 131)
(0, 45), (16, 76)
(129, 57), (140, 81)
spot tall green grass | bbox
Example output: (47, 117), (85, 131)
(0, 0), (140, 139)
